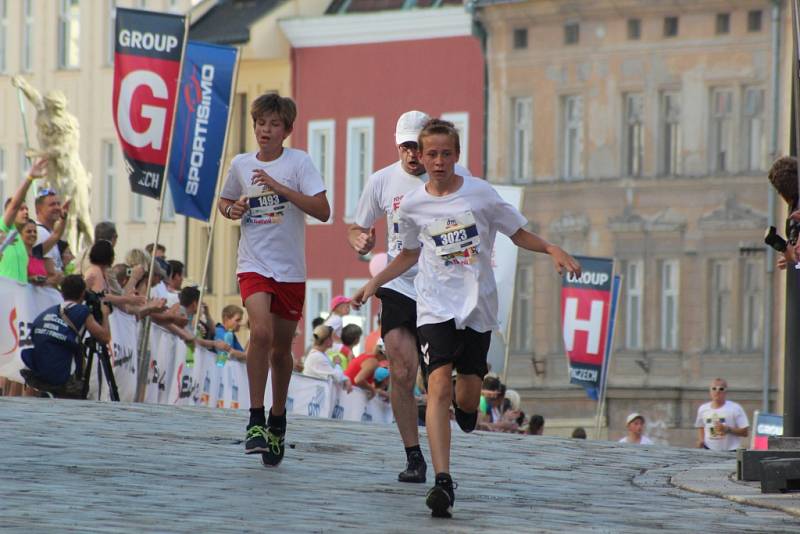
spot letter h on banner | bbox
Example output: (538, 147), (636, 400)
(563, 299), (604, 354)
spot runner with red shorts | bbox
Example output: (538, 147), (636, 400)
(218, 93), (330, 467)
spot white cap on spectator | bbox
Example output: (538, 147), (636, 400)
(395, 110), (430, 145)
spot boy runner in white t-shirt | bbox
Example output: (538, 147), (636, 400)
(348, 110), (471, 485)
(353, 119), (580, 518)
(218, 93), (330, 467)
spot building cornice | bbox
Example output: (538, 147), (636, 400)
(279, 7), (472, 48)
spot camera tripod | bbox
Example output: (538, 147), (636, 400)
(80, 336), (120, 402)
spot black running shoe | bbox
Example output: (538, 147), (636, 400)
(260, 426), (286, 467)
(454, 407), (478, 433)
(426, 474), (455, 518)
(398, 451), (427, 483)
(244, 424), (269, 454)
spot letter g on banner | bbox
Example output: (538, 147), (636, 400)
(117, 70), (168, 150)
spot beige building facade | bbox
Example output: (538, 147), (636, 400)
(476, 0), (792, 445)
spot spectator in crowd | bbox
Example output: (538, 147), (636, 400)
(215, 304), (247, 362)
(303, 316), (326, 358)
(527, 415), (545, 435)
(21, 220), (58, 286)
(329, 323), (362, 370)
(768, 157), (800, 269)
(303, 325), (352, 392)
(324, 295), (351, 341)
(0, 158), (48, 283)
(33, 188), (69, 272)
(84, 240), (160, 315)
(572, 427), (587, 439)
(363, 314), (382, 355)
(173, 287), (229, 353)
(695, 378), (749, 451)
(58, 240), (76, 275)
(166, 260), (184, 294)
(619, 413), (654, 445)
(478, 377), (518, 431)
(145, 243), (166, 259)
(78, 221), (118, 275)
(344, 344), (389, 400)
(374, 366), (391, 398)
(110, 263), (131, 289)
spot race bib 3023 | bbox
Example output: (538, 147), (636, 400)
(426, 211), (480, 266)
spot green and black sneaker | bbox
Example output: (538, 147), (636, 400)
(244, 424), (269, 454)
(260, 425), (286, 467)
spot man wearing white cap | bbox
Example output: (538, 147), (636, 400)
(347, 111), (470, 484)
(619, 413), (654, 445)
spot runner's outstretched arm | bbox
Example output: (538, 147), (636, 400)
(510, 229), (582, 276)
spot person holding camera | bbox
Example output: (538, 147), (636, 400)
(21, 275), (111, 391)
(767, 156), (800, 269)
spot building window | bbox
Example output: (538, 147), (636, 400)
(562, 95), (583, 180)
(345, 117), (374, 221)
(513, 28), (528, 50)
(163, 183), (175, 222)
(742, 259), (763, 351)
(625, 260), (643, 350)
(710, 260), (731, 350)
(344, 278), (370, 355)
(102, 141), (116, 221)
(660, 259), (679, 350)
(512, 263), (534, 352)
(18, 145), (31, 183)
(663, 16), (679, 38)
(58, 0), (81, 69)
(308, 119), (335, 224)
(627, 18), (641, 40)
(564, 22), (579, 45)
(0, 0), (7, 74)
(21, 0), (34, 72)
(511, 97), (533, 183)
(710, 88), (734, 173)
(441, 112), (469, 168)
(743, 87), (766, 172)
(623, 93), (644, 177)
(716, 13), (730, 35)
(305, 279), (332, 349)
(660, 91), (681, 176)
(748, 10), (763, 32)
(131, 192), (144, 222)
(107, 0), (116, 66)
(0, 147), (6, 204)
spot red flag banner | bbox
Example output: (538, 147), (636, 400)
(112, 8), (186, 199)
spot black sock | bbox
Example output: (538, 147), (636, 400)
(248, 407), (265, 428)
(405, 445), (423, 460)
(267, 408), (287, 432)
(454, 407), (478, 433)
(435, 472), (452, 487)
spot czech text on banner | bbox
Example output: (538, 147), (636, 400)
(561, 256), (615, 395)
(113, 8), (186, 199)
(167, 41), (238, 221)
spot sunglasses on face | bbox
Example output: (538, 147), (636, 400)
(36, 188), (57, 198)
(399, 142), (419, 152)
(711, 386), (726, 392)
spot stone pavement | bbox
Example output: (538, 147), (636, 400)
(2, 397), (800, 533)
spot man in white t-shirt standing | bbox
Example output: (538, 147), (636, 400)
(353, 119), (580, 518)
(218, 93), (330, 467)
(34, 188), (68, 272)
(348, 111), (471, 485)
(695, 377), (749, 451)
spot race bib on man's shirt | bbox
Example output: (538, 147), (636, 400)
(426, 211), (481, 266)
(246, 184), (287, 224)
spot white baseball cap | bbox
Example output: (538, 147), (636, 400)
(395, 110), (430, 145)
(625, 413), (645, 426)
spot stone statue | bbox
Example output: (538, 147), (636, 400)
(12, 75), (94, 250)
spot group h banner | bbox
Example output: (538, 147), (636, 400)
(561, 256), (617, 396)
(167, 42), (238, 221)
(112, 8), (187, 199)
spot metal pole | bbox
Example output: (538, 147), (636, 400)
(135, 17), (190, 402)
(764, 0), (783, 413)
(784, 0), (800, 436)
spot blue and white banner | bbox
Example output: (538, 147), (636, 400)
(167, 41), (238, 221)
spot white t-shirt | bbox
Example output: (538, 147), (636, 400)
(619, 435), (654, 445)
(34, 221), (63, 271)
(324, 314), (344, 338)
(303, 348), (346, 383)
(397, 175), (527, 332)
(695, 400), (749, 451)
(220, 149), (326, 282)
(354, 161), (471, 300)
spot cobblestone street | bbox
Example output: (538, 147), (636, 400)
(2, 397), (799, 533)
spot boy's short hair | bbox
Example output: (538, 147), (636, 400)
(768, 156), (798, 208)
(95, 221), (117, 242)
(311, 316), (325, 329)
(341, 324), (363, 347)
(61, 274), (86, 301)
(222, 304), (243, 320)
(250, 93), (297, 131)
(167, 260), (184, 278)
(179, 286), (200, 307)
(418, 118), (460, 154)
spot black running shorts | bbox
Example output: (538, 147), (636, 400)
(417, 319), (491, 378)
(376, 287), (418, 340)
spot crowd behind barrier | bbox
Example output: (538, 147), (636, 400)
(0, 278), (394, 424)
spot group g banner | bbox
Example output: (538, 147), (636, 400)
(113, 8), (187, 199)
(167, 41), (238, 221)
(751, 411), (783, 450)
(561, 256), (617, 395)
